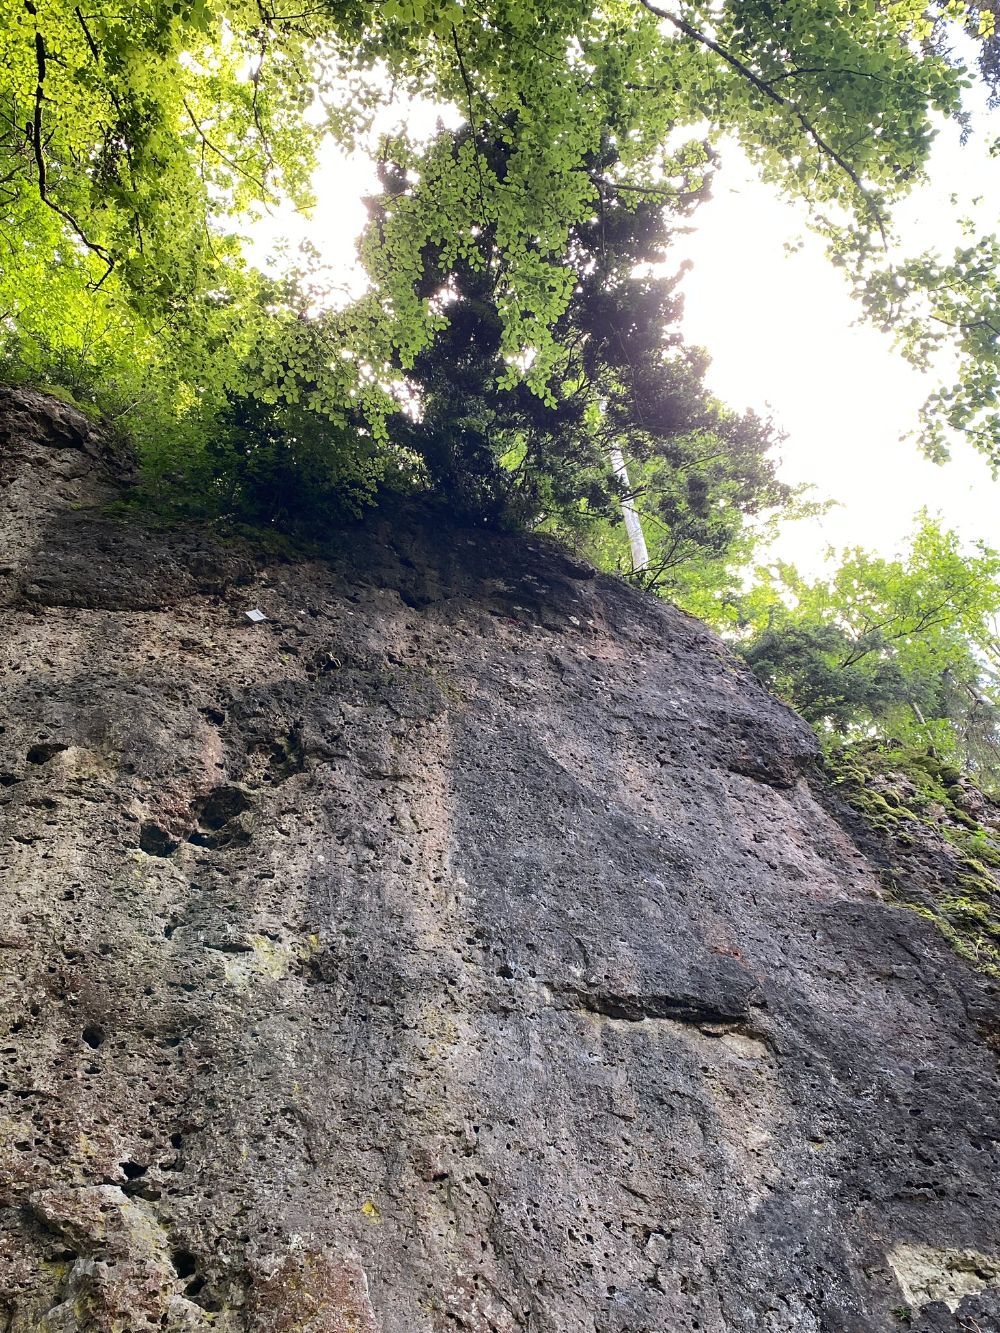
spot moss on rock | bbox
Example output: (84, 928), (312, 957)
(826, 741), (1000, 976)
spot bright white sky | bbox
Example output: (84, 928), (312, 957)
(249, 76), (1000, 577)
(677, 111), (1000, 574)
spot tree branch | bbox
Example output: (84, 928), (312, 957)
(24, 0), (114, 285)
(182, 97), (269, 195)
(451, 24), (491, 232)
(768, 65), (907, 88)
(73, 6), (144, 253)
(636, 0), (888, 246)
(588, 172), (707, 202)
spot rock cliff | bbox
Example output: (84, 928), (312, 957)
(1, 386), (998, 1332)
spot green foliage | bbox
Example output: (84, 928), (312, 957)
(374, 162), (793, 591)
(736, 515), (1000, 790)
(0, 0), (327, 450)
(2, 0), (998, 484)
(826, 740), (1000, 975)
(178, 393), (388, 532)
(741, 621), (912, 730)
(576, 423), (817, 616)
(855, 231), (1000, 465)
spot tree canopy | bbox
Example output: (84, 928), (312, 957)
(735, 515), (1000, 789)
(2, 0), (999, 472)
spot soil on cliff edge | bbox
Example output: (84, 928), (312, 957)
(1, 386), (999, 1333)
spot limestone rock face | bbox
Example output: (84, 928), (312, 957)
(1, 387), (998, 1332)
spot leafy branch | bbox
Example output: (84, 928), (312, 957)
(636, 0), (889, 246)
(23, 0), (114, 284)
(183, 98), (270, 197)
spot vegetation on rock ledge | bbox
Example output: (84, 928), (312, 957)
(735, 515), (1000, 792)
(826, 741), (1000, 975)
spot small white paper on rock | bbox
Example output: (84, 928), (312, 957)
(245, 608), (268, 624)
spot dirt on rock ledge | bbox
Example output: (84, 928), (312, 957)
(1, 386), (998, 1333)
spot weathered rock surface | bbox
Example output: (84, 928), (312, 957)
(1, 386), (998, 1332)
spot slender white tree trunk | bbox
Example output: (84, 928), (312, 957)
(608, 446), (649, 572)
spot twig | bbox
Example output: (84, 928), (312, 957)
(182, 97), (269, 195)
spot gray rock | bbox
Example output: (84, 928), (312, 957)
(0, 388), (997, 1331)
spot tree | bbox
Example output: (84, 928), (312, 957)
(736, 515), (1000, 787)
(2, 0), (998, 483)
(371, 148), (792, 598)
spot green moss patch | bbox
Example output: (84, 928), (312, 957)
(826, 741), (1000, 976)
